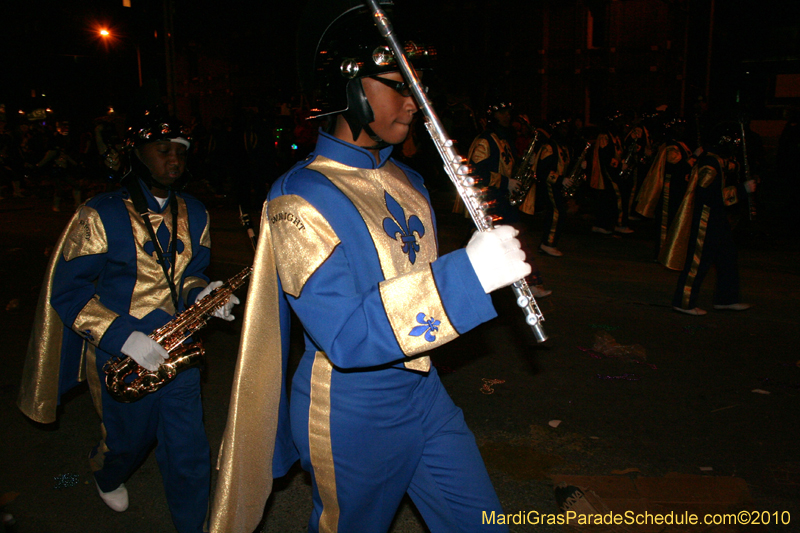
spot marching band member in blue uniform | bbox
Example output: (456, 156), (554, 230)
(533, 118), (574, 258)
(18, 110), (238, 532)
(660, 132), (756, 316)
(211, 5), (529, 533)
(589, 112), (626, 235)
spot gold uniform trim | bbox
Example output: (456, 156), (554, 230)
(62, 206), (109, 261)
(124, 196), (193, 318)
(199, 210), (212, 249)
(268, 195), (341, 298)
(469, 138), (491, 165)
(681, 205), (711, 309)
(544, 179), (560, 246)
(72, 295), (119, 346)
(182, 276), (208, 304)
(309, 351), (339, 533)
(660, 175), (671, 250)
(611, 180), (624, 226)
(722, 185), (739, 207)
(379, 266), (456, 363)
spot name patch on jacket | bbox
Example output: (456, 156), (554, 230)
(271, 211), (306, 232)
(269, 195), (340, 298)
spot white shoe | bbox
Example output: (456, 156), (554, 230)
(531, 285), (552, 298)
(614, 226), (634, 234)
(713, 303), (752, 311)
(591, 226), (612, 235)
(96, 480), (129, 512)
(673, 306), (707, 316)
(539, 244), (563, 257)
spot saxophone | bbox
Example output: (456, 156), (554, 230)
(618, 138), (639, 183)
(562, 142), (591, 198)
(103, 267), (253, 402)
(508, 131), (540, 206)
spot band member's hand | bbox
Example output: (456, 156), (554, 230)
(121, 331), (169, 371)
(562, 177), (574, 189)
(465, 226), (531, 294)
(744, 179), (757, 193)
(508, 178), (522, 194)
(196, 281), (241, 321)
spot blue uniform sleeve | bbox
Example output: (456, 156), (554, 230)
(286, 241), (495, 370)
(50, 250), (140, 358)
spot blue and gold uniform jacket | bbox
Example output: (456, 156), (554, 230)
(272, 131), (495, 370)
(18, 178), (210, 423)
(210, 131), (498, 532)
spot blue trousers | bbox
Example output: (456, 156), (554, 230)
(291, 354), (509, 533)
(91, 364), (210, 533)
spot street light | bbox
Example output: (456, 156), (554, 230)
(96, 26), (142, 87)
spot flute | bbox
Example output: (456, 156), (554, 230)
(366, 0), (547, 342)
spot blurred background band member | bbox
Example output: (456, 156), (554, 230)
(662, 129), (756, 315)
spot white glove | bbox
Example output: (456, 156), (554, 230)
(562, 177), (574, 189)
(196, 281), (241, 322)
(121, 331), (168, 371)
(744, 179), (757, 193)
(465, 226), (532, 294)
(508, 178), (522, 194)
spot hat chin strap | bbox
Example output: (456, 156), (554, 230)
(362, 124), (391, 150)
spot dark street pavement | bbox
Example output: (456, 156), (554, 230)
(1, 187), (799, 533)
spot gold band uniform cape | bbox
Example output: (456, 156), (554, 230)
(210, 200), (286, 533)
(18, 212), (91, 423)
(658, 154), (725, 271)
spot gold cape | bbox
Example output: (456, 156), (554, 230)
(17, 212), (88, 424)
(635, 142), (669, 219)
(589, 133), (620, 190)
(209, 200), (283, 533)
(658, 154), (724, 271)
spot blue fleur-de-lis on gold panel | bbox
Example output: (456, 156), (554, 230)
(382, 191), (425, 264)
(144, 238), (185, 270)
(501, 144), (513, 166)
(408, 312), (441, 342)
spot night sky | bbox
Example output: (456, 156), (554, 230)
(2, 0), (798, 126)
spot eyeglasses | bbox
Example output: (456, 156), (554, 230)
(369, 76), (428, 98)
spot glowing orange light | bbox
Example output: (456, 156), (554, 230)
(99, 28), (110, 37)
